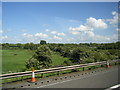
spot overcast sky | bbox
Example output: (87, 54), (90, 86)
(1, 2), (119, 43)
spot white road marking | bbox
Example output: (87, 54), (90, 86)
(36, 68), (115, 88)
(36, 79), (75, 88)
(105, 84), (120, 90)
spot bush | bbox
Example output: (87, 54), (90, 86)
(63, 60), (72, 66)
(25, 45), (52, 69)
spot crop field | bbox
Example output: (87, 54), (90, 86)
(2, 50), (70, 74)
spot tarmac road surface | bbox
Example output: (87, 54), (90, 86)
(2, 65), (119, 89)
(36, 66), (119, 88)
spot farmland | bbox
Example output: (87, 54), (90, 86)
(1, 41), (120, 74)
(2, 50), (34, 73)
(2, 49), (70, 74)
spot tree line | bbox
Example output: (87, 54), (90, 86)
(1, 41), (120, 50)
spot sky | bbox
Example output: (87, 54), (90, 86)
(0, 2), (119, 43)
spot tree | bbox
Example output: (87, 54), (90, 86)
(29, 42), (35, 50)
(24, 43), (30, 49)
(25, 45), (52, 69)
(70, 48), (83, 64)
(40, 40), (46, 45)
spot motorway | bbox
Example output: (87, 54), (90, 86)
(36, 66), (119, 88)
(2, 65), (119, 89)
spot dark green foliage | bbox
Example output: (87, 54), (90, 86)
(70, 48), (83, 63)
(2, 42), (40, 50)
(47, 42), (119, 64)
(63, 60), (72, 66)
(25, 45), (52, 69)
(97, 41), (120, 50)
(40, 40), (47, 45)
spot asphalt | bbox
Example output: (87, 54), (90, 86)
(1, 65), (119, 89)
(36, 65), (119, 88)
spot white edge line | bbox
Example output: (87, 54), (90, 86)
(110, 84), (120, 88)
(36, 68), (116, 88)
(105, 84), (120, 90)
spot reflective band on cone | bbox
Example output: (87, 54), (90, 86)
(31, 68), (36, 82)
(106, 62), (110, 68)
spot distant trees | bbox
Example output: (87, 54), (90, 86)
(23, 42), (39, 50)
(2, 41), (120, 50)
(47, 42), (119, 64)
(2, 43), (38, 50)
(40, 40), (46, 45)
(97, 42), (120, 50)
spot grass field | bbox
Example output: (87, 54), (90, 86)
(2, 50), (70, 74)
(2, 50), (34, 73)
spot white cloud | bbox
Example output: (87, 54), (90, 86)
(21, 30), (65, 43)
(23, 33), (48, 38)
(109, 34), (118, 41)
(70, 31), (80, 35)
(116, 28), (120, 31)
(94, 35), (110, 42)
(53, 35), (62, 40)
(69, 24), (94, 35)
(69, 26), (117, 43)
(1, 35), (8, 40)
(69, 17), (107, 35)
(69, 25), (93, 32)
(35, 33), (48, 38)
(22, 32), (49, 43)
(106, 11), (118, 25)
(85, 31), (95, 37)
(51, 31), (57, 34)
(86, 17), (107, 29)
(23, 33), (33, 38)
(112, 11), (117, 15)
(0, 30), (3, 33)
(45, 29), (50, 32)
(64, 33), (117, 43)
(57, 32), (66, 36)
(50, 30), (66, 36)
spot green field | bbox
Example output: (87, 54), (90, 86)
(2, 50), (70, 73)
(2, 50), (34, 73)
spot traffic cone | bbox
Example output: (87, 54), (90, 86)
(106, 62), (110, 68)
(31, 68), (36, 82)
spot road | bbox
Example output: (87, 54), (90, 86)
(2, 65), (119, 89)
(36, 66), (119, 88)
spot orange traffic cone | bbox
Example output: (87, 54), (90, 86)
(106, 62), (110, 68)
(31, 68), (36, 82)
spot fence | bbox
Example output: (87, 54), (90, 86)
(0, 60), (119, 80)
